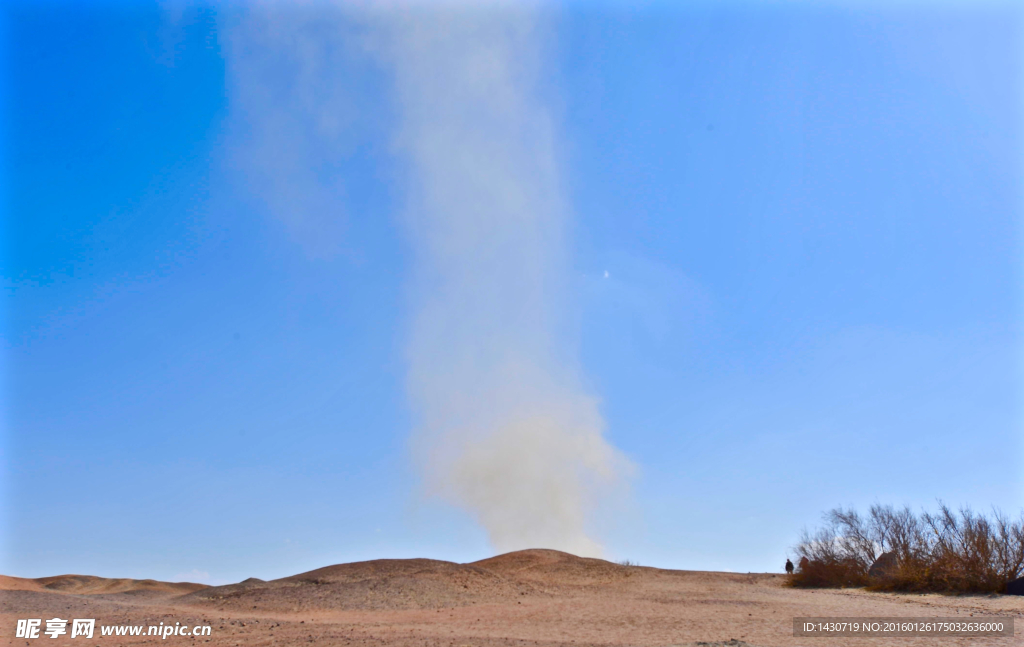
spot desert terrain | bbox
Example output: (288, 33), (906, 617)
(2, 549), (1021, 646)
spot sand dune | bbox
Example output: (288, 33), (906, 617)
(179, 549), (643, 613)
(3, 549), (1022, 646)
(180, 553), (558, 612)
(0, 573), (207, 596)
(0, 574), (44, 592)
(472, 548), (638, 584)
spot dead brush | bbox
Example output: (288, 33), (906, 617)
(788, 504), (1024, 593)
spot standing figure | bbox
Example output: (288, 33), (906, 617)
(785, 559), (794, 574)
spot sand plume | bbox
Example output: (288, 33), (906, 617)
(223, 2), (629, 555)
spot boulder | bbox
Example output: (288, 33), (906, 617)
(1005, 577), (1024, 596)
(868, 552), (897, 579)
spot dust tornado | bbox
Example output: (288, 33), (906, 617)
(226, 2), (629, 556)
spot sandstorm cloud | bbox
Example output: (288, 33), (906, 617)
(225, 2), (629, 556)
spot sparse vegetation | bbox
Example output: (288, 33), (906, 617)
(618, 559), (639, 567)
(790, 504), (1024, 594)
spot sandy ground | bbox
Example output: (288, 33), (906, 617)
(2, 549), (1022, 647)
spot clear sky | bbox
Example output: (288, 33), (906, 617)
(3, 0), (1022, 584)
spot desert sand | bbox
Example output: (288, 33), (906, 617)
(2, 549), (1021, 646)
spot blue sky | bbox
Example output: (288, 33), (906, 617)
(3, 1), (1022, 583)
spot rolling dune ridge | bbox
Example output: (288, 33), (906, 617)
(3, 550), (1021, 646)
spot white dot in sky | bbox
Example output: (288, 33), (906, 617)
(603, 270), (610, 279)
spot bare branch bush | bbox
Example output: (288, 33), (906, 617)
(790, 504), (1024, 593)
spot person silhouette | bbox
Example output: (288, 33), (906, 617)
(785, 559), (794, 574)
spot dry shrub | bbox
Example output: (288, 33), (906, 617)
(789, 504), (1024, 593)
(922, 507), (1024, 593)
(791, 557), (868, 588)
